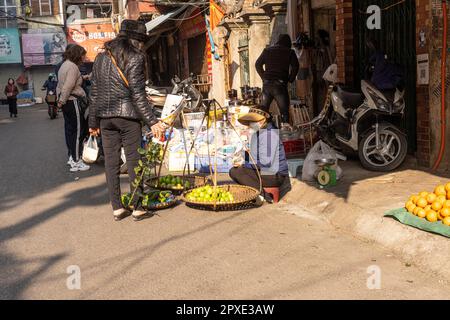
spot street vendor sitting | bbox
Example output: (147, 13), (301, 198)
(229, 108), (291, 204)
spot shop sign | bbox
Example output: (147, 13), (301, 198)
(67, 23), (116, 62)
(22, 29), (67, 67)
(0, 28), (22, 64)
(179, 10), (206, 40)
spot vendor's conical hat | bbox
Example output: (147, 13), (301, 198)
(238, 108), (270, 126)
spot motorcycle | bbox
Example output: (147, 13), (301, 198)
(45, 90), (58, 119)
(146, 74), (203, 115)
(314, 64), (407, 172)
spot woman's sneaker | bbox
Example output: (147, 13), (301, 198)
(70, 160), (90, 172)
(67, 156), (75, 167)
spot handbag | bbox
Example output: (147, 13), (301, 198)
(70, 93), (89, 119)
(82, 136), (99, 164)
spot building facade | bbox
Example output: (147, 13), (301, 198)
(289, 0), (450, 171)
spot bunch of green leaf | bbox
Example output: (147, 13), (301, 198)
(126, 142), (163, 208)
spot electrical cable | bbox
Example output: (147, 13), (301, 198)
(166, 6), (208, 21)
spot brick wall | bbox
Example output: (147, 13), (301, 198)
(335, 0), (353, 84)
(416, 0), (431, 167)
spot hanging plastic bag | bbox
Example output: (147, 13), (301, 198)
(301, 140), (344, 181)
(82, 136), (99, 164)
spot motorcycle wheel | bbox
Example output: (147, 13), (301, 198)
(358, 126), (407, 172)
(49, 108), (57, 119)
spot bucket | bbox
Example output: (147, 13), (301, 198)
(287, 159), (304, 178)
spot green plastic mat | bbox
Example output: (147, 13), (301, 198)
(385, 208), (450, 238)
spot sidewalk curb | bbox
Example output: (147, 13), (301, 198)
(286, 179), (450, 282)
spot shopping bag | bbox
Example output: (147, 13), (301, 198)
(82, 136), (99, 164)
(301, 140), (344, 181)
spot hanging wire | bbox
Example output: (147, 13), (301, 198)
(166, 6), (209, 21)
(357, 0), (406, 15)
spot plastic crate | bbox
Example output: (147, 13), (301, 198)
(195, 155), (233, 173)
(283, 139), (306, 155)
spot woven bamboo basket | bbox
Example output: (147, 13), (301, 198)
(144, 198), (178, 211)
(181, 184), (260, 211)
(146, 174), (210, 194)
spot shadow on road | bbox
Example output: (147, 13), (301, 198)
(0, 248), (67, 299)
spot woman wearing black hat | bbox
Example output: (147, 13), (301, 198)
(89, 19), (165, 222)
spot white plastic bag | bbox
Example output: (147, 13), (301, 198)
(323, 64), (338, 83)
(301, 140), (344, 181)
(82, 136), (99, 164)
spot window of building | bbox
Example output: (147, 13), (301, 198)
(0, 0), (17, 28)
(66, 3), (112, 21)
(29, 0), (52, 16)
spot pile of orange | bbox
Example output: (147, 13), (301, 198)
(405, 183), (450, 226)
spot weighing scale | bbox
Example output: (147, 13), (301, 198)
(315, 158), (337, 187)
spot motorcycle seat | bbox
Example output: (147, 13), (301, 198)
(336, 86), (364, 108)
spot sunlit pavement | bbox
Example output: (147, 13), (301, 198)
(0, 105), (448, 300)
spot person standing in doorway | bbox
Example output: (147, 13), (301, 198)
(57, 44), (90, 172)
(89, 20), (165, 222)
(4, 78), (19, 118)
(255, 34), (299, 125)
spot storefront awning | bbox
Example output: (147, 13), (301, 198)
(145, 4), (190, 35)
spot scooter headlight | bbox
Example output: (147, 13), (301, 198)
(367, 87), (391, 113)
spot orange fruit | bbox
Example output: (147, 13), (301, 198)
(441, 207), (450, 218)
(413, 207), (421, 215)
(410, 195), (419, 204)
(417, 209), (427, 218)
(432, 201), (443, 212)
(445, 183), (450, 192)
(443, 200), (450, 208)
(437, 195), (447, 204)
(443, 217), (450, 226)
(424, 205), (432, 211)
(447, 190), (450, 200)
(426, 210), (438, 223)
(420, 191), (429, 198)
(427, 193), (437, 204)
(416, 198), (428, 208)
(438, 212), (444, 220)
(407, 203), (417, 213)
(435, 185), (447, 197)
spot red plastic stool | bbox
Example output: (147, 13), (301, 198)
(263, 187), (280, 204)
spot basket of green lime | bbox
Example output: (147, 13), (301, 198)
(146, 174), (209, 193)
(181, 184), (260, 211)
(142, 190), (177, 210)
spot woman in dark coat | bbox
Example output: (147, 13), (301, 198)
(4, 78), (19, 118)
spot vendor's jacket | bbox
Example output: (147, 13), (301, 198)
(88, 49), (158, 129)
(245, 123), (289, 176)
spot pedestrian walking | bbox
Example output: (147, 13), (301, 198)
(255, 34), (299, 125)
(57, 44), (91, 172)
(89, 20), (165, 222)
(4, 78), (19, 118)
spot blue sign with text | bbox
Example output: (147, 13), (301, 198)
(0, 28), (22, 64)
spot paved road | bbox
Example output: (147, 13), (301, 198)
(0, 105), (449, 300)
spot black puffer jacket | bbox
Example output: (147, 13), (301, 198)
(89, 51), (157, 128)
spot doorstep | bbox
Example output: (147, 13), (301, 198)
(284, 159), (450, 282)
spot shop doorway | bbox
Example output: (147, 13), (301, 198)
(353, 0), (417, 153)
(188, 33), (207, 77)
